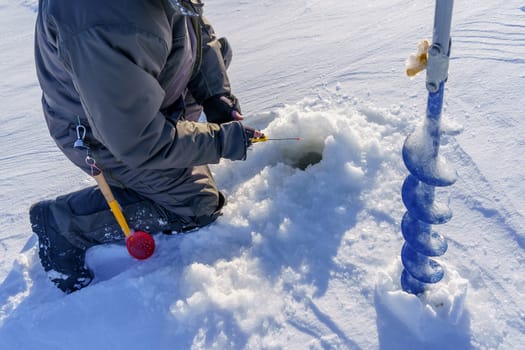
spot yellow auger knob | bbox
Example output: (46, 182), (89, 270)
(406, 39), (430, 77)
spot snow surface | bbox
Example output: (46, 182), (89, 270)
(1, 0), (524, 349)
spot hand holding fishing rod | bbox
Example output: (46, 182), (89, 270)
(244, 126), (301, 145)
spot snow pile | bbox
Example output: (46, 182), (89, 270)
(376, 261), (469, 341)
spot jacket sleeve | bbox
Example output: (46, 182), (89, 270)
(186, 11), (231, 103)
(62, 25), (245, 169)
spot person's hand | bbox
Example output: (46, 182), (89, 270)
(218, 122), (263, 161)
(243, 125), (264, 147)
(202, 94), (244, 124)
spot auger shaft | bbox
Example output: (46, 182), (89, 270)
(400, 0), (456, 295)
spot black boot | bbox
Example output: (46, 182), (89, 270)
(29, 185), (223, 293)
(30, 200), (93, 293)
(29, 186), (186, 293)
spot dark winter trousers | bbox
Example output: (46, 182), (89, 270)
(42, 165), (223, 252)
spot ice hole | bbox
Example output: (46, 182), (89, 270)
(280, 141), (324, 170)
(292, 151), (323, 170)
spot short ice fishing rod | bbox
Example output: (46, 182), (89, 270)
(251, 135), (301, 143)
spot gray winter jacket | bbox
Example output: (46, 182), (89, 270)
(35, 0), (247, 174)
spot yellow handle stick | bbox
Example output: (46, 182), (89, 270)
(93, 173), (132, 237)
(251, 135), (268, 143)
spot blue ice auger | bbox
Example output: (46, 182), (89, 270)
(400, 0), (456, 295)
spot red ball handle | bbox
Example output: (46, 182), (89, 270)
(126, 230), (155, 260)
